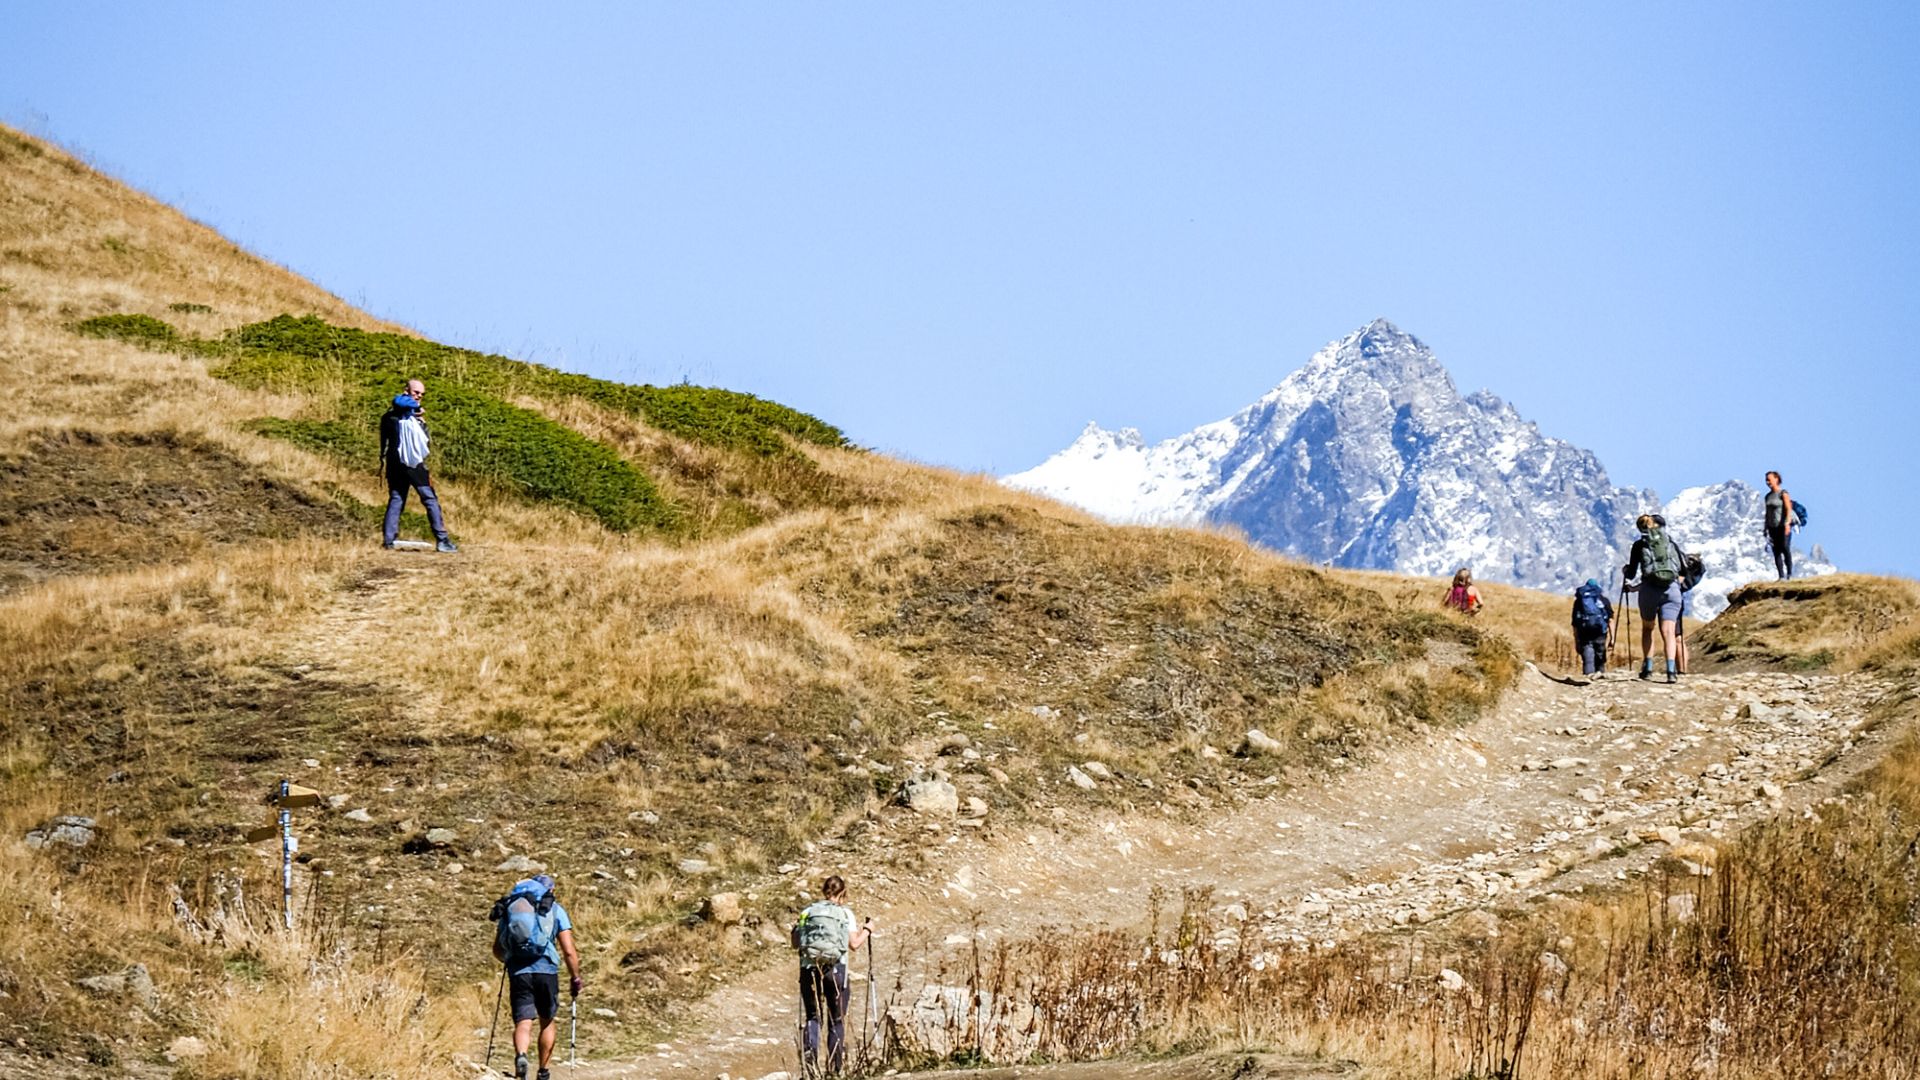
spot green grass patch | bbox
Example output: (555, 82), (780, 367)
(76, 313), (850, 534)
(76, 313), (177, 345)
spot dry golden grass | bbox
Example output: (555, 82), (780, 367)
(1691, 572), (1920, 673)
(1330, 566), (1578, 666)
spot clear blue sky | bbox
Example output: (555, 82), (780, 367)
(6, 3), (1915, 576)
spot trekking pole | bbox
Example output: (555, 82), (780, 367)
(483, 969), (505, 1069)
(569, 994), (578, 1065)
(864, 932), (877, 1061)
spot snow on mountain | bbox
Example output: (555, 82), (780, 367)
(1005, 319), (1834, 618)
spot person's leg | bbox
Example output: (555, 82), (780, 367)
(1578, 634), (1599, 676)
(825, 963), (850, 1073)
(800, 966), (823, 1068)
(1783, 540), (1794, 579)
(1661, 618), (1680, 671)
(415, 482), (450, 541)
(537, 1017), (557, 1069)
(383, 482), (408, 545)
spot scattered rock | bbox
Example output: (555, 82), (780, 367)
(342, 808), (374, 824)
(1067, 766), (1097, 791)
(1760, 781), (1784, 800)
(496, 854), (545, 873)
(1655, 825), (1683, 847)
(593, 1007), (618, 1019)
(1079, 761), (1114, 781)
(1667, 892), (1699, 922)
(1548, 757), (1590, 771)
(326, 794), (351, 810)
(25, 815), (96, 850)
(1241, 728), (1284, 756)
(900, 777), (959, 817)
(962, 796), (989, 819)
(1438, 968), (1469, 992)
(701, 892), (744, 925)
(986, 766), (1010, 784)
(776, 863), (801, 875)
(446, 862), (464, 875)
(1456, 909), (1501, 940)
(425, 827), (459, 846)
(629, 809), (662, 826)
(76, 965), (154, 1009)
(676, 858), (712, 875)
(165, 1036), (208, 1062)
(935, 733), (971, 755)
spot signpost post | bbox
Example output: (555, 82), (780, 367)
(250, 779), (322, 930)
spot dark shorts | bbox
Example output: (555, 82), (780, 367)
(510, 971), (560, 1023)
(387, 463), (431, 491)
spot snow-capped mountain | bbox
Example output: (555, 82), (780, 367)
(1005, 319), (1832, 615)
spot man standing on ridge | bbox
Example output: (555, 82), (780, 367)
(491, 874), (582, 1080)
(1764, 470), (1794, 579)
(378, 378), (456, 552)
(791, 875), (873, 1076)
(1623, 513), (1689, 684)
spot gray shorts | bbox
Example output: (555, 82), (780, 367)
(1637, 579), (1682, 623)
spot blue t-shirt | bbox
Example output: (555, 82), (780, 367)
(508, 900), (572, 976)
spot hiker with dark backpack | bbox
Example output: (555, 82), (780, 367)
(378, 378), (456, 552)
(1622, 513), (1691, 684)
(1570, 578), (1614, 678)
(489, 875), (582, 1080)
(791, 875), (872, 1076)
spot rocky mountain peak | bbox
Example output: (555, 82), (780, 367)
(1006, 320), (1835, 614)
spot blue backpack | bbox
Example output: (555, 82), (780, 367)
(490, 878), (557, 969)
(1573, 585), (1609, 634)
(1792, 500), (1808, 527)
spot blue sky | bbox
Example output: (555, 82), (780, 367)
(5, 3), (1916, 575)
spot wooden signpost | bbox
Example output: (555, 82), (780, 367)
(249, 780), (323, 930)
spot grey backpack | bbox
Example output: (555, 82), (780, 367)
(795, 901), (850, 966)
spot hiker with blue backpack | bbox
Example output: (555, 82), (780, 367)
(1764, 471), (1802, 579)
(791, 875), (874, 1076)
(378, 378), (456, 552)
(1570, 578), (1614, 678)
(1622, 513), (1692, 684)
(489, 874), (582, 1080)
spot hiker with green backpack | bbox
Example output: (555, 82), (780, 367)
(791, 875), (873, 1076)
(489, 874), (582, 1080)
(1622, 513), (1692, 684)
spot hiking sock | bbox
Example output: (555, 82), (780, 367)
(1666, 660), (1678, 684)
(1638, 661), (1652, 681)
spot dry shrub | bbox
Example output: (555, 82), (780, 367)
(884, 731), (1920, 1080)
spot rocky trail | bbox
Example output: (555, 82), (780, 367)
(571, 663), (1900, 1080)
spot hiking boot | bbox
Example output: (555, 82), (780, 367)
(1637, 666), (1652, 681)
(381, 540), (395, 550)
(435, 538), (459, 553)
(537, 1070), (552, 1080)
(513, 1053), (529, 1080)
(1666, 667), (1679, 684)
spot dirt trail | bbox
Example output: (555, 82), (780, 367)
(574, 663), (1899, 1079)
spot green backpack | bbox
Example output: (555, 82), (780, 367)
(1638, 527), (1682, 586)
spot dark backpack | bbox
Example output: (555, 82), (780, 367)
(1573, 585), (1609, 634)
(490, 881), (557, 969)
(1681, 553), (1706, 592)
(1637, 527), (1682, 586)
(1792, 500), (1808, 527)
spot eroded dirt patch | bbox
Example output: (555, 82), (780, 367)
(0, 429), (355, 593)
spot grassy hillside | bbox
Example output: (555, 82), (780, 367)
(0, 123), (1530, 1076)
(1691, 573), (1920, 673)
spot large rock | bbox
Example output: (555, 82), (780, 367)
(900, 777), (959, 817)
(701, 892), (744, 925)
(76, 964), (155, 1009)
(25, 815), (96, 849)
(1241, 728), (1284, 756)
(1067, 766), (1097, 791)
(495, 854), (545, 873)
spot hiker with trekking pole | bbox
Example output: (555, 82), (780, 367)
(486, 874), (582, 1080)
(1622, 513), (1694, 685)
(791, 875), (874, 1077)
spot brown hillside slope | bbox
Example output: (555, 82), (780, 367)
(1691, 573), (1920, 672)
(0, 125), (1522, 1076)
